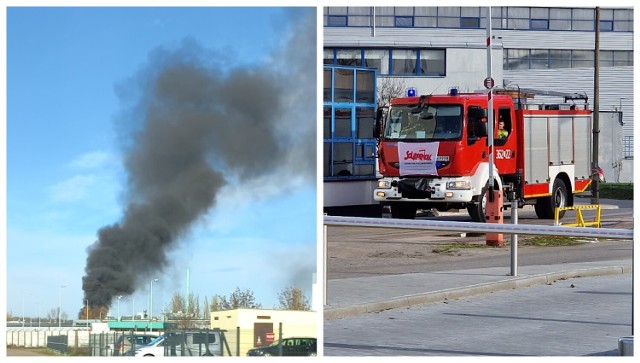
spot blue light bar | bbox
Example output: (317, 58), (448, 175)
(407, 87), (416, 97)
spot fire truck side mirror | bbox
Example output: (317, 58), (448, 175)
(375, 108), (385, 138)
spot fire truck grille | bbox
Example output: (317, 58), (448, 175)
(398, 178), (431, 199)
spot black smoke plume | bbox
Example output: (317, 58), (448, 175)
(82, 8), (316, 309)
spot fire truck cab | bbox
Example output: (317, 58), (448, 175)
(374, 88), (593, 222)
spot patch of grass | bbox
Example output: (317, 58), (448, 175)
(598, 183), (633, 200)
(519, 235), (590, 247)
(432, 243), (491, 254)
(68, 347), (91, 356)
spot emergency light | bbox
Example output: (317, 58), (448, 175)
(407, 87), (416, 97)
(449, 88), (459, 96)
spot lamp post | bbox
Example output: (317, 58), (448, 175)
(150, 278), (159, 332)
(86, 300), (89, 328)
(128, 297), (135, 322)
(36, 302), (41, 328)
(58, 285), (66, 328)
(619, 97), (627, 111)
(117, 295), (123, 321)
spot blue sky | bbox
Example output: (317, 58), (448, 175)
(5, 7), (318, 320)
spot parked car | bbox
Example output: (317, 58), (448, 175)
(109, 333), (159, 356)
(127, 334), (166, 357)
(246, 337), (317, 356)
(128, 330), (225, 356)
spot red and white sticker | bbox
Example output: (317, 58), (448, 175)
(398, 142), (439, 176)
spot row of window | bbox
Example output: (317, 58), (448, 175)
(324, 67), (377, 179)
(505, 49), (633, 70)
(324, 7), (633, 32)
(324, 48), (446, 77)
(324, 47), (633, 76)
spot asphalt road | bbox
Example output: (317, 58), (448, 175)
(324, 273), (633, 356)
(323, 197), (634, 356)
(326, 198), (633, 280)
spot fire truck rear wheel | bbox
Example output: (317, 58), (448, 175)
(390, 204), (417, 219)
(535, 179), (568, 219)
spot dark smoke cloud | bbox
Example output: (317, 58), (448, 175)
(82, 8), (316, 308)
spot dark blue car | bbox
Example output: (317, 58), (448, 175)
(246, 337), (316, 356)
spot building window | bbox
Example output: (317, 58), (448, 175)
(337, 49), (362, 67)
(324, 66), (377, 180)
(572, 50), (594, 68)
(461, 17), (480, 28)
(327, 15), (347, 27)
(356, 70), (376, 103)
(613, 50), (633, 66)
(530, 49), (550, 69)
(334, 108), (352, 138)
(364, 49), (390, 75)
(395, 16), (413, 27)
(530, 19), (549, 30)
(323, 49), (334, 65)
(504, 49), (530, 70)
(334, 69), (354, 102)
(549, 49), (571, 69)
(599, 20), (613, 32)
(419, 49), (446, 76)
(391, 49), (418, 75)
(323, 69), (332, 102)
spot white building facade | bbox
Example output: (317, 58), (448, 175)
(323, 6), (633, 184)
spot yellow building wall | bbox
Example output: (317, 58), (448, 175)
(210, 308), (317, 356)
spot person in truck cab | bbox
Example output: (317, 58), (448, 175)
(497, 116), (508, 139)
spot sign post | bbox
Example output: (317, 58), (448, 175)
(485, 6), (504, 247)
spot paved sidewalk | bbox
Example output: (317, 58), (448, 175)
(325, 259), (632, 320)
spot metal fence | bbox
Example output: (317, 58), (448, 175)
(87, 326), (316, 357)
(5, 327), (90, 352)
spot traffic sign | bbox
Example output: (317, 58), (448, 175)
(484, 77), (495, 89)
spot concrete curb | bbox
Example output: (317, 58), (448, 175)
(324, 265), (632, 320)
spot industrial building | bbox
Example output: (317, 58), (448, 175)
(323, 6), (633, 213)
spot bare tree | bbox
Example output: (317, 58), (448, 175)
(277, 286), (311, 311)
(210, 294), (224, 312)
(203, 296), (210, 320)
(170, 292), (186, 315)
(216, 287), (262, 310)
(377, 77), (408, 107)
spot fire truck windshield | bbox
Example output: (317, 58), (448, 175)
(384, 104), (462, 141)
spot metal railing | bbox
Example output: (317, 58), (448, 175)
(323, 215), (633, 305)
(323, 216), (632, 239)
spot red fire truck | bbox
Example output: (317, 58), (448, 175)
(374, 88), (596, 222)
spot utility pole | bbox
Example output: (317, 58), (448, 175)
(591, 7), (600, 205)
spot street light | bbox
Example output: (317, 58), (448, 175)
(36, 302), (41, 328)
(117, 295), (123, 321)
(128, 297), (135, 322)
(150, 278), (159, 332)
(58, 285), (66, 328)
(619, 97), (627, 111)
(86, 300), (89, 328)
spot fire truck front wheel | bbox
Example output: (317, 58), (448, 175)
(467, 186), (487, 222)
(390, 204), (417, 219)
